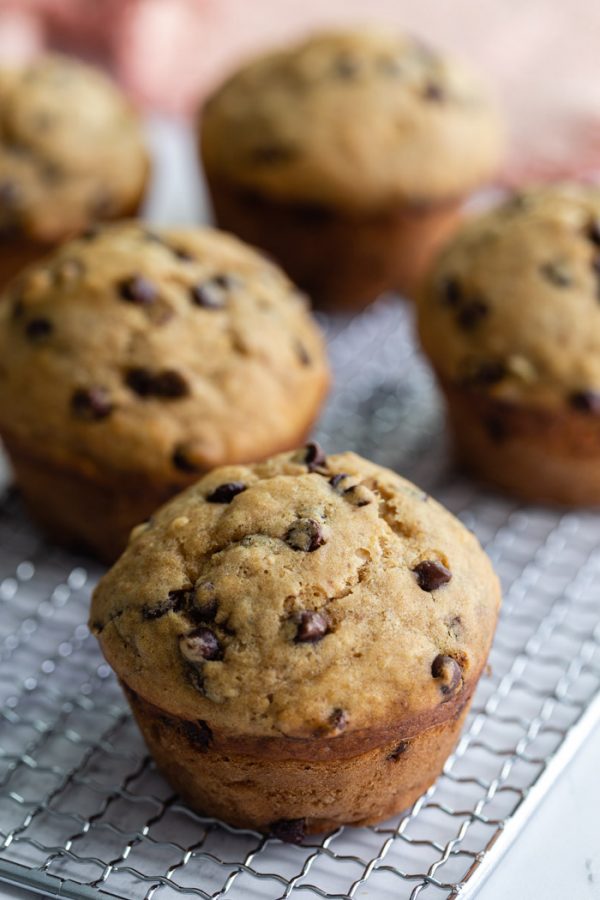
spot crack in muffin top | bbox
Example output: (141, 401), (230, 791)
(201, 29), (504, 211)
(418, 183), (600, 407)
(0, 222), (329, 480)
(91, 449), (500, 739)
(0, 54), (148, 242)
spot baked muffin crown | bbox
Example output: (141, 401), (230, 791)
(201, 29), (503, 211)
(91, 449), (500, 741)
(0, 54), (148, 242)
(418, 183), (600, 407)
(0, 222), (328, 481)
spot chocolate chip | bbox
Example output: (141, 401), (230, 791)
(431, 654), (463, 699)
(456, 299), (488, 331)
(172, 444), (200, 473)
(329, 473), (349, 490)
(180, 719), (212, 751)
(71, 386), (113, 421)
(484, 415), (509, 443)
(125, 368), (189, 399)
(569, 390), (600, 413)
(173, 246), (195, 262)
(179, 626), (223, 663)
(329, 708), (347, 731)
(25, 317), (52, 339)
(440, 277), (462, 308)
(142, 588), (192, 620)
(190, 275), (234, 309)
(413, 559), (452, 591)
(191, 583), (218, 623)
(387, 740), (409, 761)
(334, 55), (359, 78)
(295, 340), (311, 366)
(423, 81), (445, 101)
(118, 274), (158, 306)
(540, 260), (571, 288)
(462, 359), (507, 388)
(206, 482), (247, 503)
(285, 518), (326, 552)
(587, 219), (600, 247)
(270, 819), (306, 844)
(249, 144), (298, 165)
(294, 610), (329, 643)
(304, 441), (326, 472)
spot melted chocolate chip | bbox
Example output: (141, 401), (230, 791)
(25, 317), (52, 339)
(206, 482), (247, 503)
(587, 219), (600, 247)
(285, 518), (326, 552)
(295, 340), (311, 366)
(456, 300), (488, 331)
(173, 246), (195, 262)
(71, 386), (113, 421)
(329, 473), (349, 490)
(431, 654), (463, 699)
(249, 144), (298, 165)
(142, 588), (192, 620)
(329, 708), (347, 731)
(295, 610), (330, 643)
(270, 818), (306, 844)
(180, 626), (223, 662)
(462, 359), (507, 388)
(172, 445), (200, 473)
(304, 441), (326, 472)
(329, 474), (373, 507)
(125, 368), (189, 399)
(180, 719), (212, 751)
(540, 260), (571, 288)
(440, 277), (462, 307)
(334, 55), (360, 78)
(423, 81), (445, 101)
(569, 390), (600, 413)
(387, 740), (409, 762)
(118, 274), (158, 306)
(413, 559), (452, 591)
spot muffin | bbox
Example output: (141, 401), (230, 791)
(0, 54), (149, 289)
(200, 29), (504, 311)
(90, 447), (500, 836)
(0, 222), (329, 561)
(418, 183), (600, 505)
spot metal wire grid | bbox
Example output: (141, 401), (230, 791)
(1, 299), (600, 900)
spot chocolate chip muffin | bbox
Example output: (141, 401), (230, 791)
(418, 183), (600, 505)
(200, 29), (504, 311)
(0, 222), (329, 560)
(0, 54), (149, 289)
(90, 447), (500, 836)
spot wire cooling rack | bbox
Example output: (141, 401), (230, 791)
(1, 298), (600, 900)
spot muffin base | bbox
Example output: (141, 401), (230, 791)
(1, 419), (320, 563)
(442, 380), (600, 505)
(124, 685), (473, 835)
(206, 175), (461, 311)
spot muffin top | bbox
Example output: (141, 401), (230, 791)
(91, 449), (500, 744)
(418, 183), (600, 409)
(0, 222), (328, 481)
(201, 29), (503, 211)
(0, 54), (148, 243)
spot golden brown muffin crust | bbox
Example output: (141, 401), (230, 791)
(0, 222), (329, 484)
(201, 29), (503, 211)
(91, 449), (500, 743)
(418, 184), (600, 409)
(0, 54), (148, 242)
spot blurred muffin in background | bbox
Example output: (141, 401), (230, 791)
(200, 29), (504, 311)
(418, 183), (600, 505)
(0, 54), (149, 289)
(0, 221), (329, 561)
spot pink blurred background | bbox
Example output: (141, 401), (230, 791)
(1, 0), (600, 185)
